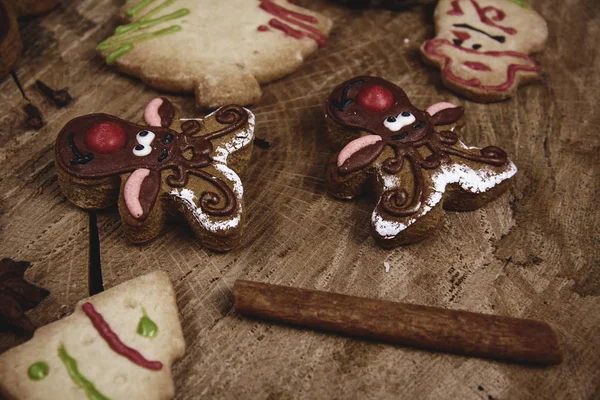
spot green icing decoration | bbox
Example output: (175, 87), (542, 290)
(98, 0), (189, 65)
(126, 0), (156, 18)
(27, 361), (49, 381)
(137, 307), (159, 338)
(507, 0), (529, 8)
(58, 346), (111, 400)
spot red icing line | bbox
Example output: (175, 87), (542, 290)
(423, 38), (540, 91)
(452, 30), (471, 42)
(261, 0), (317, 23)
(260, 0), (326, 47)
(258, 25), (270, 32)
(447, 0), (464, 15)
(82, 302), (163, 371)
(269, 18), (305, 40)
(463, 61), (492, 71)
(469, 0), (517, 35)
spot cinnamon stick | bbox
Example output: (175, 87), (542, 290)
(233, 280), (562, 365)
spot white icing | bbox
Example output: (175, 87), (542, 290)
(170, 108), (255, 233)
(132, 130), (155, 156)
(372, 148), (517, 240)
(384, 112), (416, 132)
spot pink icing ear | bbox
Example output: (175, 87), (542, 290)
(144, 98), (164, 127)
(124, 168), (151, 218)
(337, 135), (383, 167)
(426, 102), (457, 116)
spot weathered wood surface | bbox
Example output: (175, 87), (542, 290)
(0, 0), (598, 399)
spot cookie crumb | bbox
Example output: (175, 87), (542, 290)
(384, 262), (391, 273)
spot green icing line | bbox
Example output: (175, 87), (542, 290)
(58, 346), (111, 400)
(27, 361), (49, 381)
(114, 8), (189, 36)
(126, 0), (156, 18)
(99, 0), (188, 65)
(507, 0), (529, 8)
(137, 307), (159, 338)
(106, 44), (134, 65)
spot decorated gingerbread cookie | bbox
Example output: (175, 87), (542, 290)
(55, 98), (255, 251)
(325, 76), (517, 248)
(97, 0), (333, 109)
(0, 271), (185, 400)
(420, 0), (548, 102)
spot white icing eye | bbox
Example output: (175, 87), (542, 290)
(384, 112), (416, 131)
(136, 130), (155, 146)
(133, 144), (151, 157)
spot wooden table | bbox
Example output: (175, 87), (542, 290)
(1, 0), (598, 398)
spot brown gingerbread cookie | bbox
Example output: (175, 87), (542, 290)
(55, 98), (255, 251)
(325, 76), (517, 248)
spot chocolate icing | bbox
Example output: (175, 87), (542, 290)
(326, 76), (508, 217)
(158, 97), (175, 128)
(55, 105), (249, 219)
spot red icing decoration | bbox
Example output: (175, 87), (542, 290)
(85, 122), (127, 154)
(448, 0), (464, 15)
(257, 25), (269, 32)
(469, 0), (517, 35)
(356, 85), (394, 112)
(463, 61), (492, 71)
(452, 30), (471, 42)
(423, 38), (540, 91)
(259, 0), (326, 47)
(82, 302), (163, 371)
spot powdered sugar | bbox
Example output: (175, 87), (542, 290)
(372, 153), (517, 240)
(170, 108), (255, 233)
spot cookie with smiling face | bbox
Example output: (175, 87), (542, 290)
(420, 0), (548, 102)
(325, 76), (517, 248)
(55, 98), (255, 251)
(97, 0), (333, 109)
(0, 271), (185, 400)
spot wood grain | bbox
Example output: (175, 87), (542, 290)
(0, 0), (599, 399)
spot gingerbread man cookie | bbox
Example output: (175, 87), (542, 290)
(55, 98), (255, 251)
(325, 76), (517, 248)
(420, 0), (548, 102)
(97, 0), (333, 109)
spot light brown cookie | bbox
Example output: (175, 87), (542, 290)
(420, 0), (548, 102)
(0, 271), (185, 400)
(325, 76), (517, 248)
(97, 0), (333, 109)
(55, 98), (255, 251)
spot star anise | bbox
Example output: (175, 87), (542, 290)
(0, 258), (50, 336)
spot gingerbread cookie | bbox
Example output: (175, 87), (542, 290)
(97, 0), (333, 109)
(55, 98), (255, 251)
(0, 271), (185, 400)
(420, 0), (548, 102)
(325, 76), (517, 248)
